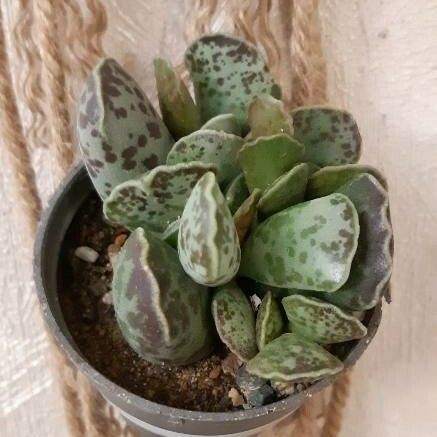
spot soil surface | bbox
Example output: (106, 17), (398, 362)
(58, 194), (242, 412)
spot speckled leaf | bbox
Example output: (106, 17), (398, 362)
(201, 113), (242, 136)
(185, 34), (281, 129)
(234, 189), (262, 242)
(291, 106), (361, 166)
(318, 174), (393, 309)
(282, 295), (367, 344)
(104, 162), (215, 233)
(238, 134), (305, 192)
(258, 163), (310, 218)
(154, 58), (201, 139)
(306, 164), (387, 199)
(240, 193), (360, 292)
(112, 228), (213, 366)
(178, 172), (241, 286)
(256, 291), (284, 349)
(161, 219), (180, 249)
(247, 95), (293, 140)
(166, 129), (243, 186)
(77, 58), (173, 199)
(247, 333), (344, 382)
(212, 282), (258, 361)
(225, 174), (249, 214)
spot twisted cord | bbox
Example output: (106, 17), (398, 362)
(83, 0), (108, 60)
(231, 0), (257, 44)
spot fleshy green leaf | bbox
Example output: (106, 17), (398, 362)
(318, 173), (393, 309)
(234, 189), (262, 242)
(306, 164), (387, 199)
(201, 113), (242, 136)
(256, 291), (284, 349)
(291, 106), (361, 166)
(185, 34), (281, 128)
(112, 228), (213, 366)
(238, 134), (305, 192)
(247, 333), (344, 382)
(225, 174), (249, 214)
(77, 58), (173, 199)
(103, 162), (215, 233)
(161, 219), (180, 249)
(240, 193), (360, 292)
(166, 129), (243, 186)
(212, 282), (258, 361)
(282, 295), (367, 344)
(247, 95), (293, 139)
(258, 163), (310, 218)
(153, 58), (201, 139)
(178, 172), (241, 286)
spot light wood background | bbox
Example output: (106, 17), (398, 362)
(1, 1), (436, 436)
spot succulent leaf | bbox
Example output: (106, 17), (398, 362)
(238, 134), (305, 192)
(282, 295), (367, 344)
(291, 106), (361, 166)
(240, 193), (360, 292)
(185, 34), (281, 128)
(247, 95), (293, 139)
(77, 58), (173, 199)
(212, 282), (258, 361)
(234, 189), (262, 242)
(112, 228), (213, 366)
(256, 291), (284, 349)
(161, 219), (180, 249)
(318, 173), (393, 309)
(178, 172), (241, 286)
(225, 174), (250, 214)
(258, 163), (310, 218)
(153, 58), (202, 139)
(166, 129), (243, 186)
(306, 164), (387, 199)
(103, 162), (215, 233)
(247, 333), (344, 382)
(201, 113), (242, 136)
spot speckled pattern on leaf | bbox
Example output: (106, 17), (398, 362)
(225, 174), (249, 214)
(234, 188), (261, 242)
(256, 291), (284, 349)
(112, 228), (213, 366)
(247, 333), (343, 382)
(166, 129), (243, 186)
(238, 134), (305, 192)
(240, 193), (360, 292)
(247, 95), (293, 140)
(306, 164), (387, 199)
(104, 162), (215, 233)
(211, 282), (258, 361)
(154, 58), (201, 139)
(185, 34), (281, 128)
(292, 106), (361, 167)
(318, 173), (393, 309)
(282, 295), (367, 344)
(258, 163), (310, 218)
(178, 172), (241, 286)
(77, 58), (173, 199)
(201, 113), (242, 136)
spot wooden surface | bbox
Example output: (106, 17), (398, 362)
(1, 1), (436, 436)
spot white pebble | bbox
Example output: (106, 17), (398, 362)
(102, 292), (113, 305)
(250, 294), (262, 310)
(75, 246), (99, 263)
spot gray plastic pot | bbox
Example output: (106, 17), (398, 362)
(34, 164), (382, 437)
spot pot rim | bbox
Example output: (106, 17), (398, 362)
(33, 163), (382, 423)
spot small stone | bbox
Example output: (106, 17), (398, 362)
(74, 246), (99, 263)
(114, 234), (128, 247)
(271, 380), (295, 397)
(209, 365), (221, 379)
(236, 366), (275, 407)
(250, 294), (262, 311)
(107, 243), (120, 268)
(102, 292), (113, 306)
(228, 388), (244, 407)
(222, 352), (243, 376)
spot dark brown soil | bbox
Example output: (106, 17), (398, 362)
(58, 193), (241, 412)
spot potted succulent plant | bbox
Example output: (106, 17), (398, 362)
(34, 34), (393, 436)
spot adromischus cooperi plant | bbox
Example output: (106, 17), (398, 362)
(77, 34), (393, 384)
